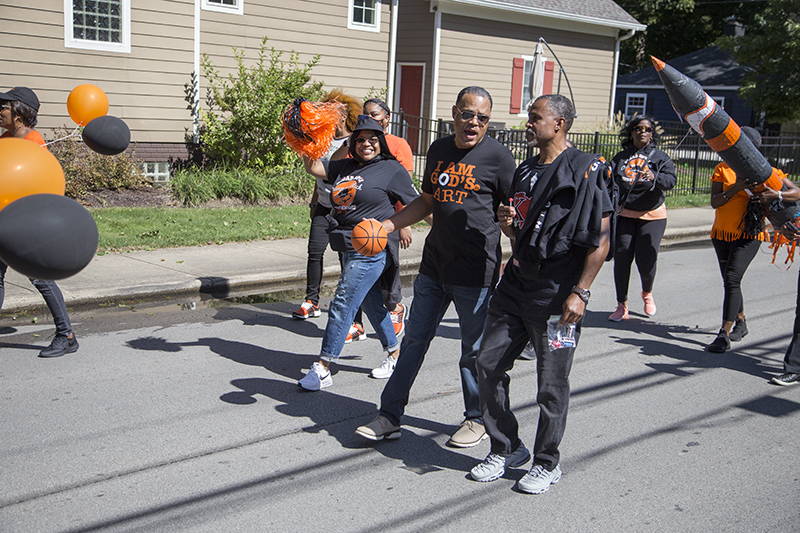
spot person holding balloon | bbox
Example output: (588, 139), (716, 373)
(0, 87), (79, 358)
(297, 115), (420, 391)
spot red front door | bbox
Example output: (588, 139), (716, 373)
(398, 65), (424, 153)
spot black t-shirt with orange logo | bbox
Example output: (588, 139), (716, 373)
(324, 157), (419, 253)
(419, 135), (516, 287)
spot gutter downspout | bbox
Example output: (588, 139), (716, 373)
(193, 0), (200, 143)
(610, 28), (636, 125)
(387, 0), (399, 107)
(431, 7), (442, 122)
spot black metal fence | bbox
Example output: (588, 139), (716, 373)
(389, 113), (800, 195)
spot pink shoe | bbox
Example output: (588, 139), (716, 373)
(642, 292), (656, 316)
(608, 302), (629, 322)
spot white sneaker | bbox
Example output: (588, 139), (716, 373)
(371, 356), (397, 379)
(517, 463), (562, 494)
(298, 362), (332, 391)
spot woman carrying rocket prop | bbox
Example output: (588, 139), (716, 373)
(651, 56), (800, 244)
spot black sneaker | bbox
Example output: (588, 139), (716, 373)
(707, 329), (730, 353)
(771, 373), (800, 386)
(729, 318), (748, 342)
(39, 334), (79, 358)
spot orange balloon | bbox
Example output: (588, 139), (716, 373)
(0, 138), (65, 212)
(67, 84), (109, 126)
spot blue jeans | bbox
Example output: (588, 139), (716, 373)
(320, 250), (399, 362)
(380, 273), (492, 425)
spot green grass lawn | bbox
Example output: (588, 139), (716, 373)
(90, 205), (311, 253)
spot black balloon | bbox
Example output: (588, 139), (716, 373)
(82, 115), (130, 155)
(0, 194), (98, 280)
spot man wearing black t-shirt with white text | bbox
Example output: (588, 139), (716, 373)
(469, 94), (611, 494)
(356, 86), (516, 448)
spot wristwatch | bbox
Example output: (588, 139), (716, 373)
(571, 285), (591, 303)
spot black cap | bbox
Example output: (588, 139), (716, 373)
(741, 126), (762, 149)
(353, 115), (384, 133)
(0, 87), (40, 112)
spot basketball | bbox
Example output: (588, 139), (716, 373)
(351, 219), (387, 257)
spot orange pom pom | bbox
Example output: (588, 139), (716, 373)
(282, 98), (344, 160)
(351, 219), (387, 257)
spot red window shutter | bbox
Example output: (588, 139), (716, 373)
(510, 57), (524, 114)
(543, 61), (555, 95)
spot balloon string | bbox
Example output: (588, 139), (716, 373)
(45, 125), (82, 146)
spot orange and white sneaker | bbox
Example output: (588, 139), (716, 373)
(608, 302), (629, 322)
(390, 303), (406, 337)
(292, 300), (320, 319)
(642, 292), (656, 317)
(344, 323), (365, 344)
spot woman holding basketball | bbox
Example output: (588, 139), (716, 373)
(299, 115), (420, 390)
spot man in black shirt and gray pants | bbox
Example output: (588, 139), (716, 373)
(470, 94), (611, 493)
(356, 86), (516, 447)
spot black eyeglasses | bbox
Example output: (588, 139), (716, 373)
(456, 108), (491, 125)
(0, 103), (10, 111)
(355, 137), (379, 145)
(634, 126), (654, 133)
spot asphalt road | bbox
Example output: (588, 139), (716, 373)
(1, 243), (799, 532)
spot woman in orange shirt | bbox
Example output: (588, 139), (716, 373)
(0, 87), (79, 358)
(707, 127), (796, 353)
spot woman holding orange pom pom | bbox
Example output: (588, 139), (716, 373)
(290, 90), (360, 321)
(298, 115), (419, 391)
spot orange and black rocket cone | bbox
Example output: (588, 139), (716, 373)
(651, 56), (773, 186)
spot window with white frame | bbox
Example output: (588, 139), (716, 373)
(711, 96), (725, 109)
(64, 0), (131, 53)
(625, 93), (647, 118)
(521, 57), (533, 113)
(202, 0), (243, 15)
(348, 0), (380, 32)
(142, 162), (171, 184)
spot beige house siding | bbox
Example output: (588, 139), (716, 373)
(436, 13), (617, 129)
(0, 0), (393, 146)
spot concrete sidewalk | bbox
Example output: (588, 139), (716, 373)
(1, 206), (715, 312)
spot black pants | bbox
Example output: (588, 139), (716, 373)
(711, 237), (761, 323)
(613, 216), (667, 302)
(476, 284), (578, 471)
(0, 261), (73, 337)
(303, 205), (333, 305)
(782, 268), (800, 374)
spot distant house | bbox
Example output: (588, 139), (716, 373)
(615, 45), (755, 128)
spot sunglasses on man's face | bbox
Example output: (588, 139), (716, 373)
(634, 126), (654, 133)
(456, 108), (491, 125)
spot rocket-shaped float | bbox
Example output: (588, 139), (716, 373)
(651, 56), (773, 185)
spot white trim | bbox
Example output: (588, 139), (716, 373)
(617, 85), (741, 91)
(395, 62), (427, 119)
(348, 0), (381, 33)
(64, 0), (131, 53)
(610, 29), (636, 123)
(430, 9), (442, 119)
(433, 0), (645, 32)
(202, 0), (244, 16)
(193, 0), (201, 142)
(712, 96), (726, 109)
(387, 0), (399, 106)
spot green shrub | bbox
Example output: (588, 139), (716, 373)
(169, 160), (314, 206)
(47, 126), (148, 198)
(194, 36), (324, 170)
